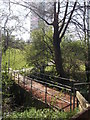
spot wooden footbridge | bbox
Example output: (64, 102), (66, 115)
(10, 70), (90, 119)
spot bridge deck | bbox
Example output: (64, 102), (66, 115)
(11, 73), (77, 111)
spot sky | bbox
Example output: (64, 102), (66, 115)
(0, 0), (31, 41)
(0, 0), (89, 41)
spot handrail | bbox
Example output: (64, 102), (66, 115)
(26, 76), (72, 92)
(11, 71), (78, 111)
(76, 91), (90, 110)
(73, 82), (90, 110)
(10, 70), (90, 119)
(71, 91), (90, 120)
(74, 82), (90, 86)
(32, 84), (70, 104)
(29, 74), (72, 89)
(29, 72), (77, 82)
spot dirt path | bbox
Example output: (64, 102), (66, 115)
(12, 73), (77, 111)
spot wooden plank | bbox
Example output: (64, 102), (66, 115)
(79, 104), (85, 111)
(76, 91), (89, 109)
(71, 106), (90, 120)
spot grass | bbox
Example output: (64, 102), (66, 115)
(2, 48), (28, 70)
(4, 107), (78, 119)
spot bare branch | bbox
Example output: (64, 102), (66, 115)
(60, 0), (77, 40)
(71, 18), (83, 28)
(83, 1), (87, 44)
(11, 1), (53, 26)
(58, 0), (60, 14)
(43, 39), (54, 57)
(58, 1), (68, 35)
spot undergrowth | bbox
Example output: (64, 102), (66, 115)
(4, 107), (78, 119)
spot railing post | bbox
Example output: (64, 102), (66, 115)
(70, 81), (73, 111)
(73, 85), (76, 110)
(14, 72), (15, 81)
(23, 75), (25, 85)
(29, 70), (31, 77)
(18, 73), (19, 84)
(88, 84), (90, 103)
(45, 84), (47, 104)
(11, 71), (12, 80)
(31, 79), (32, 93)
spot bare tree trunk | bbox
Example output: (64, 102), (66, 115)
(0, 29), (2, 118)
(53, 2), (64, 77)
(0, 30), (1, 74)
(86, 1), (90, 82)
(53, 40), (64, 77)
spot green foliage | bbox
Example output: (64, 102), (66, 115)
(2, 33), (26, 53)
(61, 39), (86, 61)
(4, 107), (78, 119)
(11, 39), (26, 50)
(25, 28), (87, 80)
(25, 28), (54, 73)
(2, 48), (28, 70)
(2, 71), (13, 98)
(61, 38), (86, 81)
(2, 67), (15, 114)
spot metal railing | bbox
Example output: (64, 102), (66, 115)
(10, 71), (79, 111)
(73, 82), (90, 110)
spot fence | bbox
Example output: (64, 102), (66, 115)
(71, 86), (90, 120)
(73, 82), (90, 110)
(70, 82), (90, 119)
(10, 70), (90, 119)
(10, 71), (79, 111)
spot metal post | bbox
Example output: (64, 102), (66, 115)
(14, 72), (15, 80)
(70, 81), (73, 111)
(11, 71), (12, 79)
(23, 75), (25, 85)
(29, 70), (31, 78)
(31, 79), (32, 93)
(45, 85), (47, 104)
(89, 84), (90, 102)
(73, 85), (76, 110)
(18, 73), (19, 84)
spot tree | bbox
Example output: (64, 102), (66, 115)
(61, 37), (86, 81)
(52, 1), (77, 76)
(11, 0), (78, 77)
(86, 1), (90, 82)
(0, 29), (2, 88)
(25, 28), (54, 74)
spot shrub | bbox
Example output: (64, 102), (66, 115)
(4, 107), (78, 119)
